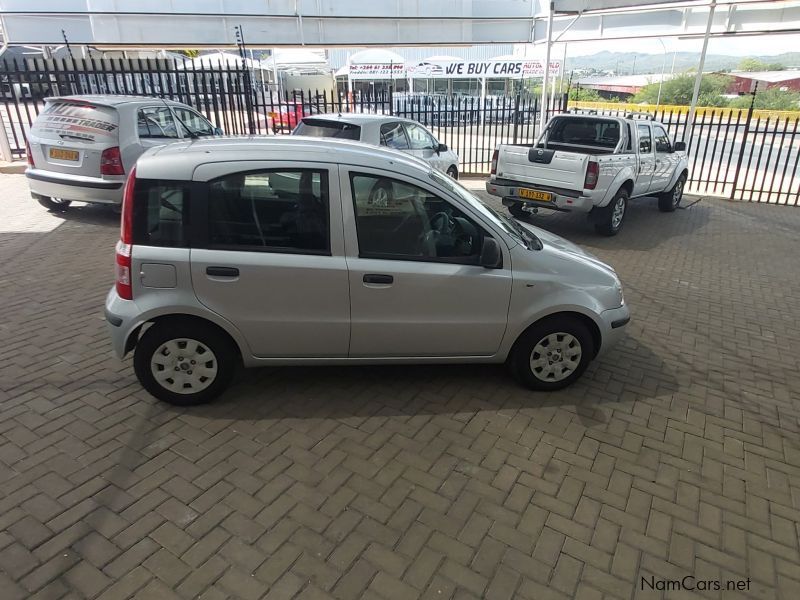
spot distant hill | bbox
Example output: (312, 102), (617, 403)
(565, 51), (800, 75)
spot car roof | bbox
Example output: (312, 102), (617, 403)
(300, 112), (413, 125)
(137, 136), (435, 180)
(46, 95), (186, 108)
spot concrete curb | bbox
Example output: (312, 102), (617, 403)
(0, 162), (26, 175)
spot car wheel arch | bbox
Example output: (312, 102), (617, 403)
(507, 310), (602, 361)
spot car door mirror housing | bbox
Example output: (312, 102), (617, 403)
(480, 237), (502, 269)
(437, 143), (448, 153)
(673, 141), (686, 152)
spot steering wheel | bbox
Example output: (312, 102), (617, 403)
(430, 211), (455, 236)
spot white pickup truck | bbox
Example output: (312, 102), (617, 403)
(486, 114), (689, 235)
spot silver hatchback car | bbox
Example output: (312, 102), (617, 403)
(105, 137), (629, 406)
(26, 95), (219, 211)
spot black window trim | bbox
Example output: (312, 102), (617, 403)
(348, 170), (488, 266)
(195, 167), (333, 256)
(653, 125), (672, 153)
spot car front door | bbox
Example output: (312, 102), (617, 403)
(404, 122), (445, 171)
(634, 123), (656, 196)
(651, 125), (676, 193)
(137, 106), (182, 152)
(190, 162), (350, 358)
(341, 168), (513, 357)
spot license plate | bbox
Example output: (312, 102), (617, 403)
(518, 188), (552, 202)
(49, 148), (79, 161)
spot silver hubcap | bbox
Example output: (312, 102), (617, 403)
(611, 197), (626, 228)
(673, 180), (684, 205)
(530, 332), (582, 382)
(150, 338), (218, 394)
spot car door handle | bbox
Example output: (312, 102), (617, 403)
(363, 274), (393, 285)
(206, 266), (239, 277)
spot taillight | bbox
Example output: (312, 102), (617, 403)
(25, 139), (35, 168)
(115, 166), (136, 300)
(490, 149), (499, 175)
(584, 161), (599, 190)
(101, 146), (125, 175)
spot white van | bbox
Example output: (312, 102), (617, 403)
(25, 95), (219, 211)
(105, 137), (630, 405)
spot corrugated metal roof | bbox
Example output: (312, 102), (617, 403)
(730, 70), (800, 83)
(328, 45), (513, 69)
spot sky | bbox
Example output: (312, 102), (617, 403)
(562, 34), (800, 57)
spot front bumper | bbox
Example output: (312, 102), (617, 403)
(27, 168), (124, 205)
(486, 180), (594, 213)
(597, 303), (631, 356)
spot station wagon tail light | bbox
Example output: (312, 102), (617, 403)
(116, 166), (136, 300)
(101, 146), (125, 175)
(490, 149), (499, 175)
(584, 160), (599, 190)
(25, 139), (35, 168)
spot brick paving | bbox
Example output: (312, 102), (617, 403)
(1, 173), (800, 599)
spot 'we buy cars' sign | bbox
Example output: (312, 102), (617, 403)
(406, 59), (562, 79)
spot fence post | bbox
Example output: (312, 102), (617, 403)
(512, 93), (521, 145)
(729, 82), (758, 200)
(388, 85), (394, 116)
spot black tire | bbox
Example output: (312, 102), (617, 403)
(508, 203), (527, 220)
(658, 173), (686, 212)
(446, 166), (459, 180)
(133, 319), (237, 406)
(510, 315), (595, 391)
(35, 194), (71, 212)
(593, 188), (628, 236)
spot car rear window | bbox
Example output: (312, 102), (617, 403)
(545, 117), (620, 150)
(132, 180), (189, 247)
(31, 100), (119, 143)
(293, 119), (361, 140)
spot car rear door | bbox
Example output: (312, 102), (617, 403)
(341, 167), (512, 357)
(189, 161), (350, 358)
(634, 123), (656, 196)
(651, 125), (677, 192)
(28, 99), (120, 177)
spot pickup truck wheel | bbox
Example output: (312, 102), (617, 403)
(34, 194), (71, 212)
(134, 320), (236, 406)
(510, 315), (594, 391)
(594, 189), (628, 236)
(658, 173), (686, 212)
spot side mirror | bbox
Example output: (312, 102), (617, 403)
(437, 143), (448, 153)
(674, 141), (686, 152)
(213, 127), (224, 136)
(480, 237), (502, 269)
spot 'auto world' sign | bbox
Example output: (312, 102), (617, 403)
(406, 59), (562, 79)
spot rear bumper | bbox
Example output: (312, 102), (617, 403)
(486, 179), (594, 213)
(26, 168), (124, 204)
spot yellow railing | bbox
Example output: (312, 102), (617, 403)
(568, 101), (800, 121)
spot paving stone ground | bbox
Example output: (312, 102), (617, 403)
(1, 173), (799, 600)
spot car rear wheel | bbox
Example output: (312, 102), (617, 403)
(593, 189), (628, 236)
(658, 173), (686, 212)
(133, 320), (237, 406)
(34, 194), (71, 212)
(510, 315), (594, 391)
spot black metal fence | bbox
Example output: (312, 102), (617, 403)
(2, 57), (798, 205)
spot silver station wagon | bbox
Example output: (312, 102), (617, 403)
(105, 137), (629, 405)
(25, 95), (219, 211)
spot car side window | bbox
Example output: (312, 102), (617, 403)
(132, 180), (189, 247)
(654, 125), (671, 153)
(207, 169), (329, 254)
(350, 172), (485, 264)
(137, 107), (179, 139)
(404, 123), (436, 150)
(637, 124), (652, 154)
(380, 122), (410, 150)
(172, 107), (216, 137)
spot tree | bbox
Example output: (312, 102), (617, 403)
(632, 73), (731, 106)
(729, 87), (800, 111)
(738, 58), (784, 72)
(568, 86), (604, 102)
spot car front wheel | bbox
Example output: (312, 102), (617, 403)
(133, 319), (237, 406)
(510, 315), (595, 390)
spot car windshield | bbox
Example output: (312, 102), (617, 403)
(428, 170), (542, 250)
(293, 119), (361, 140)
